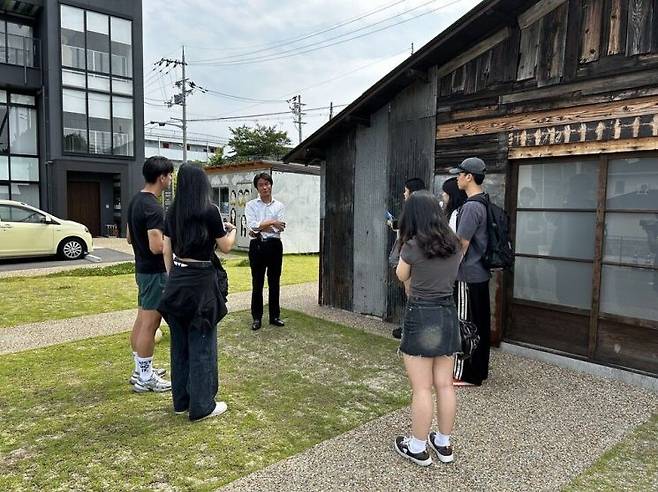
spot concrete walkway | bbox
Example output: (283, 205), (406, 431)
(1, 280), (656, 491)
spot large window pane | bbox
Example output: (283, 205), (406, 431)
(0, 106), (8, 153)
(517, 161), (599, 209)
(0, 184), (8, 200)
(61, 5), (85, 70)
(513, 257), (593, 309)
(62, 69), (86, 88)
(63, 89), (87, 153)
(516, 211), (596, 259)
(10, 156), (38, 181)
(88, 73), (110, 92)
(112, 96), (133, 156)
(0, 155), (7, 180)
(10, 182), (38, 207)
(604, 212), (658, 265)
(7, 23), (33, 67)
(9, 106), (37, 155)
(88, 92), (111, 154)
(112, 77), (133, 96)
(86, 12), (110, 73)
(601, 265), (658, 321)
(111, 17), (132, 78)
(607, 157), (658, 210)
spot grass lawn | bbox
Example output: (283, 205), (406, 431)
(0, 255), (318, 329)
(0, 309), (408, 491)
(564, 412), (658, 491)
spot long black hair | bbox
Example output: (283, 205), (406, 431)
(442, 177), (467, 218)
(399, 190), (459, 259)
(169, 164), (212, 255)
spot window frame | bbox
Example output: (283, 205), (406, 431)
(58, 3), (135, 159)
(509, 151), (658, 329)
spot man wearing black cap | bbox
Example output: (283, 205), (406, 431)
(449, 157), (491, 386)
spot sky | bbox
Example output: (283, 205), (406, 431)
(142, 0), (483, 151)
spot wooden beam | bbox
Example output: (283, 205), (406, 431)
(500, 68), (658, 104)
(437, 95), (658, 139)
(518, 0), (568, 30)
(580, 0), (604, 64)
(507, 136), (658, 158)
(436, 27), (511, 78)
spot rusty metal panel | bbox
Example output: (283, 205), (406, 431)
(322, 130), (356, 310)
(352, 105), (389, 317)
(386, 69), (438, 322)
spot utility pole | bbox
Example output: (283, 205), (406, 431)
(329, 101), (333, 120)
(411, 42), (414, 55)
(181, 46), (187, 164)
(288, 94), (306, 144)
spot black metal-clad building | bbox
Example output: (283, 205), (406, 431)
(285, 0), (658, 378)
(0, 0), (144, 236)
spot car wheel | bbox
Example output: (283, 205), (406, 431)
(58, 237), (85, 260)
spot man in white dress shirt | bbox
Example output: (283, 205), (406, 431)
(245, 172), (286, 331)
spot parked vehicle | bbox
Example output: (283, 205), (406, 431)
(0, 200), (93, 260)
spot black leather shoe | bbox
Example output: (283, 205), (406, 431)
(269, 318), (285, 327)
(251, 319), (261, 331)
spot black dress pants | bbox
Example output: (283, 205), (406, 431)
(249, 238), (283, 322)
(454, 280), (490, 385)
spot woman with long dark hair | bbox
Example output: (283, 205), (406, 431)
(442, 177), (468, 232)
(393, 190), (462, 466)
(158, 164), (237, 421)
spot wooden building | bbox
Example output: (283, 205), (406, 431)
(285, 0), (658, 377)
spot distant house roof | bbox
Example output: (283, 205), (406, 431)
(284, 0), (526, 163)
(204, 159), (321, 176)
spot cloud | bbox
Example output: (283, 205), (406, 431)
(143, 0), (482, 147)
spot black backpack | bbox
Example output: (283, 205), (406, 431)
(465, 194), (514, 271)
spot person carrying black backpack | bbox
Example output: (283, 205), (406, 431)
(449, 157), (492, 386)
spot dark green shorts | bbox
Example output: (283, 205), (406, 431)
(136, 272), (167, 310)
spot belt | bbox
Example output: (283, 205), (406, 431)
(173, 259), (213, 269)
(252, 236), (281, 242)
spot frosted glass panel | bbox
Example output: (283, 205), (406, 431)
(0, 155), (7, 180)
(601, 266), (658, 321)
(513, 257), (592, 309)
(517, 161), (598, 209)
(62, 69), (85, 88)
(607, 157), (658, 210)
(516, 211), (596, 259)
(0, 184), (8, 200)
(11, 156), (38, 181)
(604, 213), (658, 265)
(9, 106), (37, 155)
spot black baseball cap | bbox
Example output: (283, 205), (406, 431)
(449, 157), (486, 176)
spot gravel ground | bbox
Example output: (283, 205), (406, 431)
(2, 278), (656, 491)
(221, 351), (658, 492)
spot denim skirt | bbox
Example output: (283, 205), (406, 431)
(400, 295), (461, 358)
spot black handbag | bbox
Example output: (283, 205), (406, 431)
(458, 318), (480, 359)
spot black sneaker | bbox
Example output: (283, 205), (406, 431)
(427, 432), (454, 463)
(394, 436), (432, 467)
(392, 327), (402, 339)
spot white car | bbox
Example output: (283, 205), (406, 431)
(0, 199), (94, 260)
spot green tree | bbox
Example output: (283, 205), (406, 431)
(227, 124), (291, 161)
(205, 146), (226, 167)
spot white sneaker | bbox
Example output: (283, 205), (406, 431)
(133, 373), (172, 393)
(129, 367), (166, 385)
(193, 401), (228, 421)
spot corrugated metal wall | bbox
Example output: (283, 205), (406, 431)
(322, 130), (356, 310)
(385, 68), (439, 322)
(352, 106), (390, 317)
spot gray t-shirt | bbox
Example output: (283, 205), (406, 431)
(400, 238), (461, 298)
(456, 196), (491, 283)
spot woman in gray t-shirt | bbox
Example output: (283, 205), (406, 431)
(393, 190), (462, 467)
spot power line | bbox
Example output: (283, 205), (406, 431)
(189, 0), (456, 66)
(186, 104), (346, 122)
(188, 0), (407, 63)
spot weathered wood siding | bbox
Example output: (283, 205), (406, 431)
(322, 131), (355, 310)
